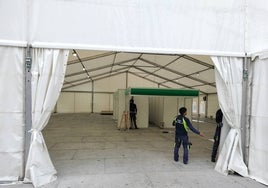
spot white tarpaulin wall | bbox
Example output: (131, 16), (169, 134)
(0, 47), (68, 186)
(212, 57), (248, 177)
(1, 0), (268, 187)
(247, 0), (268, 54)
(1, 0), (246, 55)
(24, 49), (69, 187)
(0, 0), (27, 46)
(1, 0), (268, 54)
(29, 0), (245, 56)
(248, 57), (268, 185)
(0, 46), (24, 181)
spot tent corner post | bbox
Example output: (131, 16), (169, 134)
(91, 80), (94, 113)
(22, 45), (32, 181)
(242, 56), (251, 167)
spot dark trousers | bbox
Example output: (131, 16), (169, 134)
(130, 113), (137, 128)
(211, 123), (222, 160)
(211, 136), (220, 161)
(211, 139), (220, 160)
(174, 135), (189, 163)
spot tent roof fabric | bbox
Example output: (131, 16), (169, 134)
(2, 1), (268, 57)
(63, 50), (216, 95)
(127, 87), (199, 96)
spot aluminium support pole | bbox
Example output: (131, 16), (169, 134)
(205, 94), (208, 118)
(197, 95), (200, 119)
(126, 71), (128, 89)
(91, 80), (94, 113)
(22, 45), (32, 180)
(241, 55), (250, 166)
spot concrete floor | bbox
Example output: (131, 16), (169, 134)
(3, 113), (267, 188)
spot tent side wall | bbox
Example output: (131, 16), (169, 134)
(0, 47), (25, 181)
(0, 0), (27, 47)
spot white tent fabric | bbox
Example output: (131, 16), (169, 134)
(0, 0), (268, 187)
(29, 0), (245, 56)
(24, 49), (69, 187)
(0, 0), (27, 47)
(0, 46), (24, 181)
(2, 0), (268, 56)
(212, 57), (248, 177)
(247, 0), (268, 54)
(248, 56), (268, 185)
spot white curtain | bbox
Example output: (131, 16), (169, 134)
(24, 48), (69, 187)
(0, 46), (24, 181)
(248, 56), (268, 185)
(212, 56), (248, 177)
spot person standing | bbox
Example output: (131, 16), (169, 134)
(129, 98), (138, 129)
(173, 107), (204, 164)
(211, 109), (223, 162)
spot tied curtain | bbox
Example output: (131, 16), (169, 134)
(24, 49), (69, 187)
(211, 56), (248, 177)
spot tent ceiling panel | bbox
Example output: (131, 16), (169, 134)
(144, 75), (167, 83)
(66, 63), (85, 75)
(169, 59), (210, 75)
(133, 59), (159, 69)
(151, 69), (179, 80)
(88, 68), (117, 77)
(83, 55), (114, 70)
(63, 82), (93, 91)
(141, 54), (181, 65)
(65, 74), (86, 83)
(86, 66), (111, 77)
(115, 52), (141, 62)
(74, 50), (107, 59)
(194, 85), (216, 94)
(63, 50), (217, 94)
(63, 80), (91, 90)
(172, 77), (204, 87)
(128, 70), (149, 76)
(188, 55), (214, 66)
(162, 82), (186, 89)
(196, 69), (215, 83)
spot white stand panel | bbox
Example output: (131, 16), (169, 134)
(134, 96), (149, 128)
(163, 97), (179, 128)
(117, 90), (126, 128)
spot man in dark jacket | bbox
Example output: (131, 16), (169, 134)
(211, 109), (223, 162)
(173, 107), (204, 164)
(129, 98), (138, 129)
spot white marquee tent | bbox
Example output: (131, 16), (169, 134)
(0, 0), (268, 187)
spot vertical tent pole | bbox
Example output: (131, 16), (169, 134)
(197, 95), (200, 119)
(205, 94), (208, 118)
(241, 55), (250, 166)
(91, 80), (94, 113)
(126, 71), (128, 88)
(22, 45), (32, 180)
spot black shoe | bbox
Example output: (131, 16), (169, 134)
(174, 159), (178, 162)
(183, 161), (188, 165)
(211, 158), (216, 162)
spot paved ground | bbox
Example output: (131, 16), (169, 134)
(2, 113), (267, 188)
